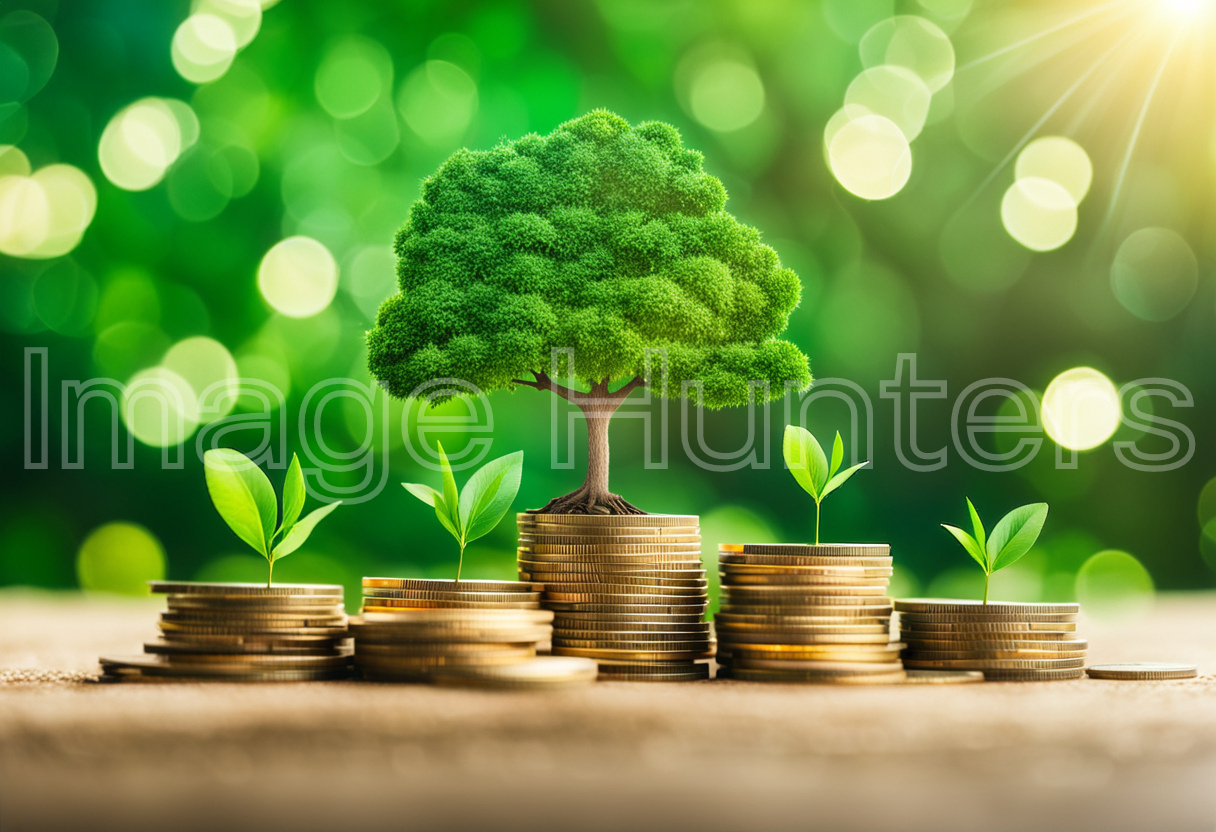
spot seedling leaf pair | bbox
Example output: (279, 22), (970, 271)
(402, 444), (524, 581)
(783, 425), (869, 544)
(204, 449), (342, 585)
(942, 498), (1049, 603)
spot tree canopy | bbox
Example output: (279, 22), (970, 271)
(368, 110), (811, 407)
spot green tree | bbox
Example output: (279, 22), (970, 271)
(368, 110), (810, 514)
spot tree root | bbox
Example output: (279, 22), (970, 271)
(534, 486), (645, 515)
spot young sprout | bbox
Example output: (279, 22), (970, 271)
(942, 498), (1049, 604)
(782, 425), (869, 545)
(402, 443), (524, 582)
(203, 449), (342, 586)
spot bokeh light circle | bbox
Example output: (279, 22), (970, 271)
(1110, 227), (1198, 322)
(98, 98), (190, 191)
(688, 58), (765, 133)
(161, 336), (239, 419)
(1000, 177), (1077, 251)
(1041, 367), (1121, 451)
(171, 14), (237, 84)
(1015, 136), (1092, 203)
(315, 36), (392, 119)
(257, 236), (339, 318)
(397, 60), (478, 147)
(121, 366), (200, 447)
(1197, 477), (1216, 528)
(192, 0), (261, 48)
(859, 15), (955, 93)
(844, 64), (932, 140)
(27, 164), (97, 258)
(0, 173), (48, 255)
(77, 522), (166, 595)
(1075, 549), (1154, 622)
(827, 113), (912, 200)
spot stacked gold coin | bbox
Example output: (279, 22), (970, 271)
(716, 544), (905, 684)
(896, 599), (1086, 681)
(518, 512), (713, 681)
(352, 578), (572, 683)
(99, 581), (352, 682)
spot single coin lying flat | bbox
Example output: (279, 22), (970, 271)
(1086, 663), (1198, 681)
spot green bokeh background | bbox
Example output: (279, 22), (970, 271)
(3, 0), (1214, 611)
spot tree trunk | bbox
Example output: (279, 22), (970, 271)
(535, 379), (644, 515)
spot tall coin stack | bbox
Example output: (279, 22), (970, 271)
(518, 512), (714, 682)
(352, 578), (586, 685)
(100, 582), (352, 682)
(896, 599), (1087, 681)
(716, 544), (905, 684)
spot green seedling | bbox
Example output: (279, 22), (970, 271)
(942, 499), (1049, 604)
(783, 425), (869, 545)
(203, 449), (342, 586)
(402, 443), (524, 582)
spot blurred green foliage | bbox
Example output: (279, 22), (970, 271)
(2, 0), (1214, 609)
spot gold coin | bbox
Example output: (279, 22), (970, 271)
(552, 646), (715, 661)
(432, 655), (599, 688)
(901, 649), (1087, 661)
(542, 576), (708, 590)
(143, 640), (343, 656)
(720, 562), (893, 575)
(353, 641), (535, 657)
(716, 622), (891, 637)
(727, 668), (908, 684)
(519, 512), (698, 527)
(546, 602), (708, 615)
(519, 560), (706, 574)
(724, 585), (889, 599)
(727, 650), (902, 664)
(720, 555), (893, 569)
(149, 581), (343, 596)
(158, 631), (348, 646)
(896, 612), (1076, 624)
(145, 652), (352, 669)
(362, 600), (541, 612)
(544, 582), (706, 595)
(552, 629), (712, 642)
(553, 638), (713, 652)
(545, 592), (706, 605)
(99, 655), (350, 679)
(902, 657), (1086, 670)
(1086, 663), (1198, 681)
(352, 628), (551, 645)
(159, 611), (346, 626)
(361, 578), (542, 593)
(361, 588), (542, 603)
(352, 609), (552, 624)
(722, 571), (893, 585)
(735, 657), (905, 672)
(894, 599), (1081, 615)
(717, 631), (892, 645)
(354, 650), (532, 669)
(901, 638), (1088, 652)
(521, 536), (701, 547)
(902, 670), (986, 684)
(898, 621), (1077, 634)
(980, 668), (1086, 681)
(164, 595), (343, 608)
(519, 543), (704, 556)
(521, 552), (703, 566)
(720, 543), (891, 557)
(158, 622), (348, 637)
(721, 597), (892, 611)
(597, 670), (709, 682)
(553, 611), (705, 625)
(715, 611), (889, 626)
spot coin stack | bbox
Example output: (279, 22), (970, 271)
(99, 581), (352, 682)
(896, 599), (1087, 681)
(518, 512), (713, 682)
(715, 544), (905, 684)
(352, 578), (592, 685)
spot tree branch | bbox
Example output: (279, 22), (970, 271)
(610, 376), (646, 399)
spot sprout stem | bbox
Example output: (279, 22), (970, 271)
(983, 571), (989, 605)
(815, 502), (821, 546)
(456, 544), (464, 583)
(267, 556), (274, 588)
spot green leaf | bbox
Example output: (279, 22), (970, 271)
(819, 461), (867, 501)
(783, 425), (829, 500)
(942, 523), (987, 571)
(273, 501), (342, 560)
(966, 497), (987, 560)
(458, 451), (524, 545)
(204, 448), (277, 558)
(278, 454), (305, 540)
(402, 482), (443, 507)
(829, 431), (843, 480)
(437, 441), (461, 539)
(988, 503), (1049, 573)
